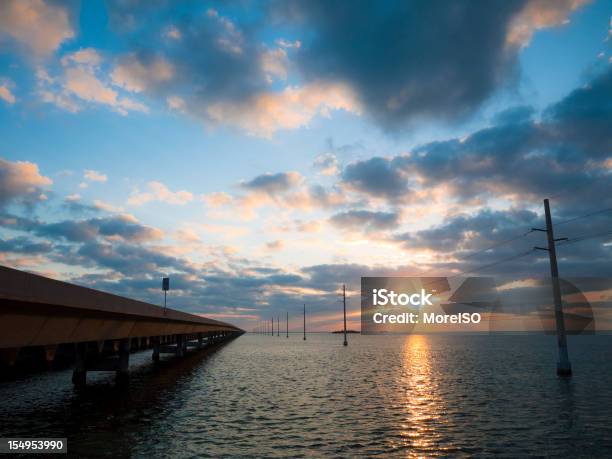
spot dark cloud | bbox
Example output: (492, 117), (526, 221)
(32, 216), (163, 243)
(0, 236), (53, 255)
(342, 156), (410, 200)
(395, 209), (540, 253)
(492, 105), (535, 125)
(330, 209), (400, 232)
(241, 172), (300, 193)
(276, 0), (526, 129)
(544, 68), (612, 156)
(338, 67), (612, 216)
(75, 241), (188, 276)
(62, 199), (101, 215)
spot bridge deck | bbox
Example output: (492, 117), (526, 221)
(0, 266), (243, 385)
(0, 265), (241, 349)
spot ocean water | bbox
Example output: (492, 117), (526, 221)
(1, 334), (611, 458)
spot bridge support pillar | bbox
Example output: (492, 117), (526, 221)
(152, 337), (160, 362)
(197, 333), (203, 349)
(176, 335), (184, 357)
(116, 338), (130, 385)
(72, 342), (87, 386)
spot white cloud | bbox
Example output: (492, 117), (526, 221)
(61, 48), (102, 67)
(167, 95), (186, 112)
(111, 56), (174, 93)
(0, 83), (16, 104)
(38, 49), (149, 116)
(206, 82), (361, 137)
(165, 25), (182, 40)
(507, 0), (589, 48)
(93, 200), (123, 213)
(261, 48), (289, 82)
(84, 169), (107, 183)
(313, 153), (339, 176)
(128, 181), (194, 206)
(0, 0), (74, 57)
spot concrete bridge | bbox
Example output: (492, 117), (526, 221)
(0, 266), (243, 385)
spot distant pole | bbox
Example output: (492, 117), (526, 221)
(162, 277), (169, 314)
(534, 199), (572, 376)
(343, 284), (348, 346)
(271, 317), (274, 337)
(303, 303), (306, 341)
(286, 311), (289, 338)
(277, 316), (279, 336)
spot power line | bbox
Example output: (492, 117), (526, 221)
(447, 248), (536, 279)
(557, 229), (612, 247)
(417, 229), (535, 278)
(555, 207), (612, 227)
(460, 230), (535, 260)
(417, 205), (611, 280)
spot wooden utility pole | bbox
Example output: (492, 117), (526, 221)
(303, 303), (306, 341)
(534, 198), (572, 376)
(286, 311), (289, 338)
(277, 316), (279, 337)
(343, 284), (348, 346)
(271, 317), (274, 337)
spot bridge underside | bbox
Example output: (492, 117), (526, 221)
(0, 266), (244, 385)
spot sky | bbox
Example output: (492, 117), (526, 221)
(0, 0), (611, 331)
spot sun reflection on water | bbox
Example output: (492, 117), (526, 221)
(394, 335), (450, 457)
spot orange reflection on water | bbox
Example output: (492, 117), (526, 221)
(396, 335), (449, 457)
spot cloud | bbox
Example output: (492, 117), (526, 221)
(203, 192), (234, 208)
(62, 194), (102, 214)
(313, 153), (338, 176)
(219, 172), (347, 215)
(166, 95), (186, 112)
(341, 156), (411, 201)
(0, 0), (74, 57)
(396, 209), (540, 253)
(0, 80), (16, 104)
(261, 47), (289, 81)
(327, 67), (612, 216)
(241, 171), (302, 194)
(61, 48), (102, 67)
(164, 25), (182, 40)
(128, 181), (194, 206)
(330, 209), (400, 232)
(265, 240), (284, 251)
(111, 55), (174, 93)
(205, 82), (359, 137)
(274, 0), (587, 129)
(506, 0), (589, 48)
(29, 214), (164, 243)
(98, 5), (360, 136)
(84, 169), (108, 183)
(0, 158), (52, 207)
(37, 48), (149, 115)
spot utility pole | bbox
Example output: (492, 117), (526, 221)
(343, 284), (348, 346)
(533, 198), (572, 376)
(271, 317), (274, 337)
(286, 311), (289, 338)
(303, 303), (306, 341)
(277, 316), (279, 337)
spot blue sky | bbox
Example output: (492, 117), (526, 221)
(0, 0), (611, 330)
